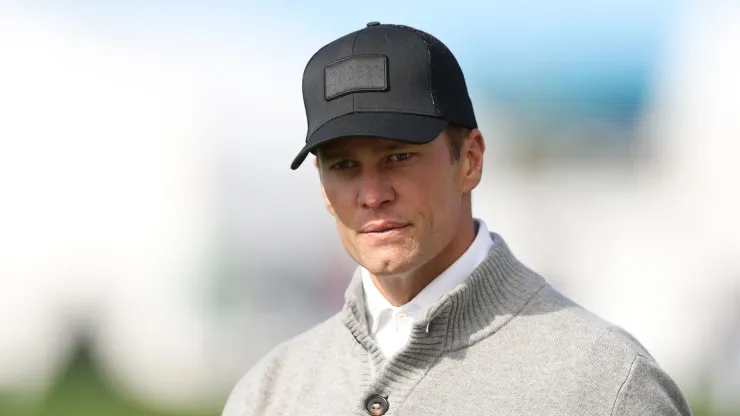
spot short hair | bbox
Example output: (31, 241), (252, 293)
(444, 124), (471, 162)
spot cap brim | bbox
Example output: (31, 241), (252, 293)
(290, 112), (448, 170)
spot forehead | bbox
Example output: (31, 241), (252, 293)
(317, 137), (417, 158)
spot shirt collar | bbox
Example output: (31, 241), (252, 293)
(360, 218), (495, 334)
(361, 268), (394, 334)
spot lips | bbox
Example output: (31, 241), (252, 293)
(359, 221), (409, 234)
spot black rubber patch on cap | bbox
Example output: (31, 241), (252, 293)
(324, 54), (388, 100)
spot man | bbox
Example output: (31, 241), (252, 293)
(222, 22), (691, 416)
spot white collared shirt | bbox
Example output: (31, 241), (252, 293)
(360, 218), (494, 358)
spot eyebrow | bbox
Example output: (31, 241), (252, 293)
(380, 141), (410, 152)
(319, 141), (411, 160)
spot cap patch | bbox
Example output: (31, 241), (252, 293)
(324, 54), (388, 100)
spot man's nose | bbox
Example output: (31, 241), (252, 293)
(357, 168), (394, 209)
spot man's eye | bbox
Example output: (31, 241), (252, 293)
(331, 160), (354, 170)
(390, 153), (412, 162)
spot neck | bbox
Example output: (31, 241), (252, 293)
(371, 215), (477, 306)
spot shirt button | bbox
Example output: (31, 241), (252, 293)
(365, 395), (389, 415)
(396, 312), (408, 324)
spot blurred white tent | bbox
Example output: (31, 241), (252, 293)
(648, 2), (740, 410)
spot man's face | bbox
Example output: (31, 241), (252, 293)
(316, 130), (483, 278)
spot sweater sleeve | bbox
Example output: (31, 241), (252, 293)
(221, 362), (267, 416)
(610, 355), (692, 416)
(221, 343), (287, 416)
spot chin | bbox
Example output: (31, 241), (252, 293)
(359, 249), (418, 277)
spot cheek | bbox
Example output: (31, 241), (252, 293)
(397, 176), (438, 215)
(411, 171), (459, 224)
(324, 186), (355, 222)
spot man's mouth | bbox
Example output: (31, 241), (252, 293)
(359, 221), (410, 234)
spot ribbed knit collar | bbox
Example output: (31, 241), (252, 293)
(341, 232), (547, 355)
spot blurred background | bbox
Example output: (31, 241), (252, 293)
(1, 0), (739, 415)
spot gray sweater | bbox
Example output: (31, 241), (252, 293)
(222, 233), (691, 416)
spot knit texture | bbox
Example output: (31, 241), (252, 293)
(222, 233), (691, 416)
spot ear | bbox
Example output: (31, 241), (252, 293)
(315, 156), (337, 216)
(460, 129), (485, 193)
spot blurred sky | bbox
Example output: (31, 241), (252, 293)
(2, 0), (686, 122)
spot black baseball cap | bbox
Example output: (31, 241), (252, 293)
(290, 22), (478, 170)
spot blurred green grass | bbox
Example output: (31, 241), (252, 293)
(0, 345), (218, 416)
(0, 345), (731, 416)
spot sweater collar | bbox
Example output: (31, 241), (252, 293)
(341, 232), (547, 352)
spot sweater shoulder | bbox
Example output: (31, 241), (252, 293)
(523, 285), (690, 415)
(524, 283), (653, 360)
(261, 311), (348, 367)
(222, 312), (349, 416)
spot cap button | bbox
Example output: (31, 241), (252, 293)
(366, 21), (380, 27)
